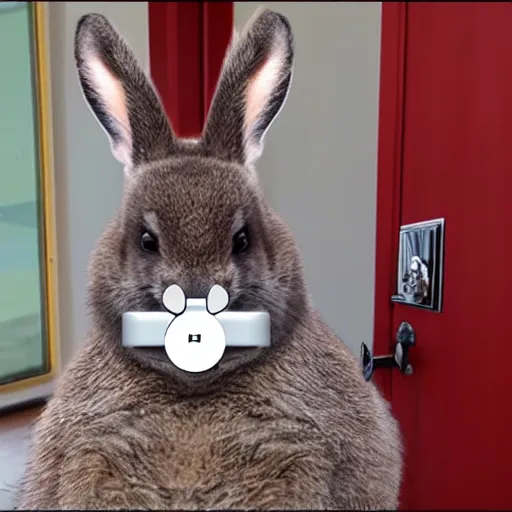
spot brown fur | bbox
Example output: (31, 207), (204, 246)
(16, 9), (402, 510)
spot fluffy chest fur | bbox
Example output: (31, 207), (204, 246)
(18, 323), (401, 510)
(35, 345), (335, 510)
(62, 396), (330, 508)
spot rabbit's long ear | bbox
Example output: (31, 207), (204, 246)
(202, 9), (294, 166)
(74, 14), (175, 170)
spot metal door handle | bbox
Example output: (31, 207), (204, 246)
(360, 321), (416, 382)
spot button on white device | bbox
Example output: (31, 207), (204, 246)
(162, 284), (230, 373)
(164, 308), (226, 373)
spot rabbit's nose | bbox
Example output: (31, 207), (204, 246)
(180, 278), (216, 299)
(164, 271), (231, 300)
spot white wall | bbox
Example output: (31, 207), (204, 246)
(45, 1), (380, 369)
(235, 2), (382, 355)
(48, 1), (382, 366)
(49, 2), (149, 366)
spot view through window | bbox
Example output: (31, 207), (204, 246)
(0, 2), (49, 385)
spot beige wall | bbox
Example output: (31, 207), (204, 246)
(51, 1), (382, 367)
(235, 2), (382, 355)
(52, 2), (382, 363)
(50, 1), (382, 364)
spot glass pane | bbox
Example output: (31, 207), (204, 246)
(0, 3), (49, 385)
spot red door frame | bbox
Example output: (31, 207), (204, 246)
(148, 2), (233, 138)
(372, 2), (407, 402)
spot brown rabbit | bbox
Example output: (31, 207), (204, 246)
(17, 9), (402, 510)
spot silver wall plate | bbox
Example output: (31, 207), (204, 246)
(392, 218), (445, 312)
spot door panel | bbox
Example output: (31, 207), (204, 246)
(390, 3), (512, 509)
(148, 2), (233, 137)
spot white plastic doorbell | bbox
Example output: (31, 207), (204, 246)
(122, 284), (271, 373)
(163, 284), (229, 373)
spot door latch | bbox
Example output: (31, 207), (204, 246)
(360, 321), (416, 382)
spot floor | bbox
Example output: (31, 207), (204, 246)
(0, 404), (42, 510)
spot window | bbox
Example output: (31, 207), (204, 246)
(0, 2), (57, 396)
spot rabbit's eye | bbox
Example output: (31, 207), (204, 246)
(140, 231), (159, 253)
(232, 227), (249, 254)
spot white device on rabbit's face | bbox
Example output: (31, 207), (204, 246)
(122, 284), (271, 373)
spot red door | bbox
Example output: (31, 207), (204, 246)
(148, 2), (233, 138)
(374, 3), (512, 509)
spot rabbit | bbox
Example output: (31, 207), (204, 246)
(16, 8), (402, 511)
